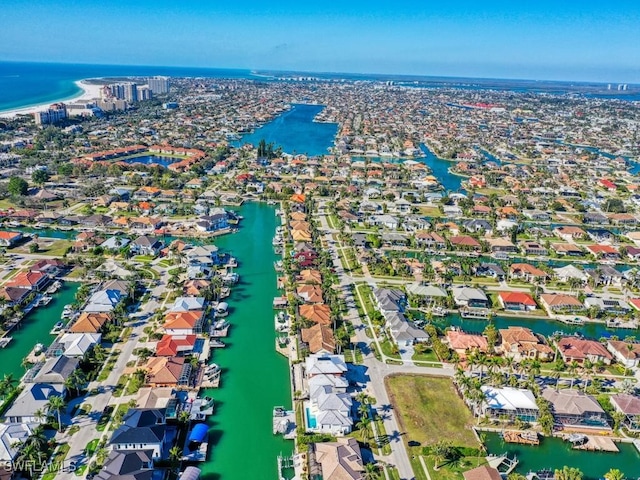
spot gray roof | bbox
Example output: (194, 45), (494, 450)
(3, 383), (64, 419)
(451, 286), (488, 302)
(541, 388), (604, 416)
(96, 450), (154, 480)
(33, 356), (80, 384)
(0, 422), (37, 462)
(372, 288), (405, 312)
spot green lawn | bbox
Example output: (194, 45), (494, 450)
(132, 255), (155, 263)
(386, 374), (477, 449)
(42, 444), (71, 480)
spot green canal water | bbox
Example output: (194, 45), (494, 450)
(484, 431), (640, 479)
(199, 202), (293, 480)
(0, 282), (79, 380)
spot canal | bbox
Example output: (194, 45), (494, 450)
(483, 431), (640, 479)
(199, 202), (293, 480)
(0, 281), (79, 380)
(233, 103), (338, 157)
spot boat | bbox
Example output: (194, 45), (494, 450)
(46, 281), (62, 294)
(219, 286), (231, 298)
(567, 433), (587, 444)
(61, 305), (74, 319)
(267, 200), (276, 205)
(222, 273), (239, 284)
(215, 302), (229, 317)
(210, 340), (226, 348)
(34, 343), (45, 355)
(50, 321), (65, 334)
(38, 295), (53, 306)
(0, 337), (12, 348)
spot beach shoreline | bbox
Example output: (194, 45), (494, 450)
(0, 79), (103, 119)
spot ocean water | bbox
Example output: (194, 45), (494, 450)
(0, 61), (254, 112)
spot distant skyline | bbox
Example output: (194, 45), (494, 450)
(1, 0), (639, 83)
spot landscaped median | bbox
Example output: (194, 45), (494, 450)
(385, 374), (488, 479)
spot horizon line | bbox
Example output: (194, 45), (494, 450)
(1, 59), (639, 87)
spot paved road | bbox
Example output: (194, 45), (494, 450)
(54, 264), (170, 480)
(318, 204), (454, 480)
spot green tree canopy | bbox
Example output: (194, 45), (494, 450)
(7, 177), (28, 196)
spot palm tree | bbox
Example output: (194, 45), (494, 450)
(357, 417), (372, 443)
(363, 462), (381, 480)
(603, 469), (625, 480)
(46, 394), (66, 431)
(554, 466), (583, 480)
(169, 445), (182, 474)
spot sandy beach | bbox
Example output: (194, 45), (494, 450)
(0, 80), (103, 119)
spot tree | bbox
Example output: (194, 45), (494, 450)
(604, 469), (625, 480)
(32, 169), (50, 186)
(483, 323), (498, 350)
(363, 463), (381, 480)
(8, 177), (28, 196)
(431, 440), (456, 470)
(46, 394), (66, 431)
(554, 466), (583, 480)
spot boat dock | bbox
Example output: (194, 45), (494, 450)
(502, 430), (540, 445)
(272, 407), (296, 439)
(486, 453), (519, 474)
(460, 307), (491, 319)
(570, 435), (619, 452)
(187, 397), (215, 421)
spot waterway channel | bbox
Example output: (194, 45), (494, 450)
(0, 282), (79, 380)
(483, 431), (640, 479)
(198, 202), (293, 480)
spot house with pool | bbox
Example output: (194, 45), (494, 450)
(479, 386), (539, 422)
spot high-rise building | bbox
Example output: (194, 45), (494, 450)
(148, 76), (170, 94)
(34, 103), (67, 125)
(123, 83), (138, 102)
(108, 83), (126, 100)
(136, 86), (153, 101)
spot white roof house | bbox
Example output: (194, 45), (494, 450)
(0, 422), (38, 462)
(84, 289), (123, 312)
(170, 297), (206, 312)
(305, 354), (348, 377)
(553, 265), (588, 283)
(480, 386), (539, 419)
(307, 385), (353, 436)
(58, 333), (102, 357)
(406, 283), (447, 298)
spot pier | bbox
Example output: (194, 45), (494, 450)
(569, 435), (619, 452)
(501, 430), (540, 445)
(272, 407), (297, 440)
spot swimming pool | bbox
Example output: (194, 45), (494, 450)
(305, 407), (317, 429)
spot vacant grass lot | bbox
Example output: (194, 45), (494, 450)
(386, 374), (477, 448)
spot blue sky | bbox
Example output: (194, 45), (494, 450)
(0, 0), (639, 82)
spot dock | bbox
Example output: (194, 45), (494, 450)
(460, 307), (491, 319)
(502, 430), (539, 445)
(571, 435), (619, 452)
(187, 397), (215, 421)
(273, 407), (296, 440)
(486, 453), (518, 475)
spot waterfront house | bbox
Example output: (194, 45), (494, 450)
(155, 334), (197, 357)
(131, 236), (164, 256)
(463, 219), (492, 234)
(556, 337), (612, 365)
(586, 244), (619, 259)
(372, 288), (405, 312)
(0, 231), (22, 247)
(474, 263), (506, 280)
(553, 265), (588, 283)
(84, 289), (123, 313)
(479, 386), (539, 422)
(101, 279), (132, 297)
(299, 304), (332, 326)
(305, 354), (348, 378)
(584, 297), (631, 313)
(445, 329), (488, 358)
(311, 438), (364, 480)
(163, 310), (205, 335)
(385, 311), (429, 346)
(95, 450), (155, 480)
(70, 312), (113, 333)
(541, 388), (609, 429)
(487, 237), (517, 253)
(31, 258), (66, 276)
(509, 263), (548, 283)
(405, 283), (448, 303)
(301, 324), (336, 354)
(554, 226), (587, 242)
(170, 297), (206, 312)
(539, 293), (584, 314)
(3, 383), (65, 424)
(0, 286), (30, 306)
(451, 286), (489, 308)
(7, 270), (49, 291)
(0, 422), (37, 465)
(109, 408), (175, 459)
(49, 333), (102, 358)
(521, 241), (548, 256)
(498, 327), (553, 361)
(414, 231), (446, 250)
(296, 285), (324, 304)
(607, 340), (640, 368)
(142, 357), (190, 388)
(609, 394), (640, 431)
(306, 385), (353, 436)
(32, 355), (80, 384)
(497, 291), (537, 311)
(463, 466), (502, 480)
(448, 235), (482, 251)
(297, 269), (322, 284)
(551, 243), (585, 257)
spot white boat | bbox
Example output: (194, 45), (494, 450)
(0, 337), (12, 348)
(38, 295), (52, 306)
(46, 281), (62, 294)
(222, 273), (239, 284)
(215, 302), (229, 317)
(34, 343), (45, 355)
(210, 339), (226, 348)
(567, 433), (587, 444)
